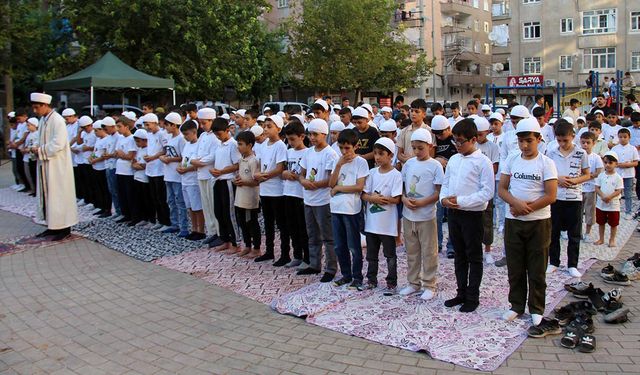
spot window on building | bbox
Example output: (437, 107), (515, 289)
(278, 0), (288, 8)
(473, 0), (479, 8)
(523, 57), (542, 74)
(559, 55), (573, 71)
(582, 9), (616, 34)
(484, 21), (490, 33)
(474, 20), (479, 31)
(632, 52), (640, 71)
(583, 47), (616, 70)
(484, 0), (490, 11)
(561, 18), (573, 33)
(474, 41), (481, 53)
(484, 43), (490, 54)
(523, 21), (541, 39)
(523, 0), (540, 4)
(631, 11), (640, 32)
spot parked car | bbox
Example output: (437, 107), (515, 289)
(262, 102), (310, 115)
(81, 104), (144, 117)
(186, 101), (237, 116)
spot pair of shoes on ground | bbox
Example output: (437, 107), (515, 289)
(560, 329), (596, 353)
(600, 263), (633, 285)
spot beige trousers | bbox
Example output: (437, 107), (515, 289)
(403, 217), (438, 290)
(198, 179), (219, 236)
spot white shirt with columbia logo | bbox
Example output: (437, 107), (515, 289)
(501, 152), (558, 221)
(546, 146), (589, 201)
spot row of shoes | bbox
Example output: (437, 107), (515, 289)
(600, 258), (640, 286)
(554, 300), (597, 353)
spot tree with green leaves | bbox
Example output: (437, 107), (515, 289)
(284, 0), (433, 100)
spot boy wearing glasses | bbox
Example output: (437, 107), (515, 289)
(432, 115), (456, 257)
(440, 118), (494, 313)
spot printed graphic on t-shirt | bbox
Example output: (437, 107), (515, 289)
(407, 175), (424, 198)
(309, 168), (318, 182)
(369, 190), (386, 214)
(164, 145), (179, 158)
(181, 156), (190, 168)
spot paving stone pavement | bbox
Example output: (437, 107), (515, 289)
(0, 162), (638, 374)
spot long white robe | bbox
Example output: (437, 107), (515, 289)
(36, 110), (79, 229)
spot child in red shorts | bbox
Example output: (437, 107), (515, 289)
(594, 150), (624, 247)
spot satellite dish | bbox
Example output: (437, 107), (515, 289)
(492, 63), (504, 72)
(488, 32), (497, 42)
(470, 64), (478, 71)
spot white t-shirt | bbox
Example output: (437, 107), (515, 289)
(602, 124), (622, 145)
(477, 140), (500, 178)
(163, 133), (185, 183)
(195, 131), (220, 180)
(331, 141), (341, 156)
(546, 145), (589, 201)
(91, 136), (108, 170)
(500, 130), (547, 165)
(300, 144), (339, 206)
(76, 130), (96, 164)
(540, 124), (555, 144)
(583, 152), (604, 193)
(284, 148), (307, 198)
(134, 147), (149, 183)
(22, 131), (39, 162)
(611, 143), (639, 178)
(180, 141), (199, 186)
(364, 167), (403, 236)
(66, 122), (78, 166)
(329, 156), (369, 215)
(145, 131), (167, 177)
(401, 157), (444, 221)
(501, 152), (558, 221)
(9, 127), (17, 158)
(213, 138), (241, 180)
(115, 135), (136, 176)
(106, 133), (122, 169)
(258, 140), (287, 197)
(595, 172), (624, 211)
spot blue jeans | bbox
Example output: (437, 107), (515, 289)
(332, 213), (363, 282)
(106, 169), (121, 215)
(623, 177), (634, 214)
(493, 180), (506, 228)
(436, 202), (454, 254)
(166, 181), (188, 231)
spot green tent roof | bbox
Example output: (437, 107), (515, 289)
(44, 52), (174, 91)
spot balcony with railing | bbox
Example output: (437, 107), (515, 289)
(491, 1), (510, 19)
(441, 0), (478, 16)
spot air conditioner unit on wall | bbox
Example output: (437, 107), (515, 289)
(544, 79), (556, 87)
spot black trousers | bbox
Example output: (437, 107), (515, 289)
(116, 174), (135, 220)
(284, 195), (309, 263)
(77, 164), (95, 204)
(132, 180), (154, 223)
(148, 176), (171, 226)
(260, 195), (290, 259)
(636, 165), (640, 201)
(235, 206), (261, 250)
(549, 200), (582, 268)
(448, 209), (484, 304)
(93, 169), (111, 212)
(14, 150), (30, 191)
(213, 179), (237, 246)
(73, 166), (82, 199)
(365, 233), (397, 286)
(27, 160), (37, 191)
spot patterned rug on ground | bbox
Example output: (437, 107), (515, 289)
(0, 187), (96, 224)
(0, 234), (81, 257)
(73, 218), (207, 262)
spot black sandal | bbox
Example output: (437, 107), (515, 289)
(560, 330), (582, 349)
(577, 334), (596, 353)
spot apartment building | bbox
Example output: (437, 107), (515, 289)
(491, 0), (640, 106)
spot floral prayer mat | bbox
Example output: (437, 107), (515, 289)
(0, 234), (81, 257)
(0, 187), (96, 224)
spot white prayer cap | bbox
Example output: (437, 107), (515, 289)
(549, 118), (557, 124)
(263, 106), (272, 113)
(379, 119), (397, 132)
(221, 113), (230, 120)
(235, 109), (247, 117)
(496, 108), (506, 115)
(250, 125), (264, 137)
(7, 111), (15, 118)
(474, 116), (491, 132)
(577, 116), (586, 123)
(257, 115), (267, 122)
(489, 112), (504, 122)
(360, 103), (373, 114)
(591, 97), (597, 104)
(381, 106), (392, 113)
(27, 117), (39, 127)
(481, 104), (491, 112)
(307, 118), (329, 134)
(78, 115), (94, 127)
(594, 109), (604, 116)
(133, 129), (148, 139)
(515, 118), (541, 135)
(431, 115), (450, 131)
(93, 120), (103, 129)
(164, 112), (182, 125)
(134, 118), (144, 128)
(142, 113), (158, 123)
(30, 92), (52, 104)
(62, 108), (76, 117)
(510, 105), (530, 119)
(313, 99), (329, 111)
(374, 137), (395, 155)
(604, 150), (618, 161)
(410, 128), (432, 144)
(347, 106), (354, 112)
(333, 104), (342, 110)
(330, 121), (345, 132)
(102, 117), (116, 126)
(267, 114), (284, 129)
(351, 107), (369, 119)
(291, 114), (305, 123)
(123, 111), (137, 121)
(197, 107), (216, 120)
(329, 113), (340, 123)
(276, 111), (285, 119)
(563, 117), (574, 125)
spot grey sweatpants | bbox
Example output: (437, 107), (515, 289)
(304, 204), (337, 274)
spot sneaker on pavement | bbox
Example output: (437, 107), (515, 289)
(567, 267), (582, 278)
(527, 317), (561, 338)
(604, 307), (630, 324)
(420, 289), (435, 301)
(494, 257), (507, 267)
(600, 263), (615, 278)
(601, 270), (631, 286)
(483, 253), (495, 264)
(382, 285), (397, 296)
(398, 285), (421, 296)
(621, 261), (640, 281)
(545, 264), (558, 274)
(285, 259), (303, 268)
(564, 281), (590, 293)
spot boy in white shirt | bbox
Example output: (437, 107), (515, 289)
(448, 102), (464, 127)
(297, 119), (339, 281)
(131, 129), (154, 227)
(580, 132), (604, 243)
(19, 117), (39, 196)
(398, 129), (443, 300)
(142, 113), (171, 231)
(603, 109), (622, 148)
(328, 129), (369, 289)
(102, 117), (122, 219)
(440, 119), (495, 312)
(474, 117), (500, 262)
(87, 121), (112, 217)
(114, 117), (137, 223)
(595, 151), (624, 247)
(498, 118), (558, 333)
(254, 115), (291, 265)
(74, 116), (97, 209)
(234, 131), (261, 258)
(611, 128), (639, 219)
(159, 112), (188, 235)
(282, 122), (310, 268)
(210, 118), (241, 253)
(177, 121), (205, 239)
(361, 138), (403, 294)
